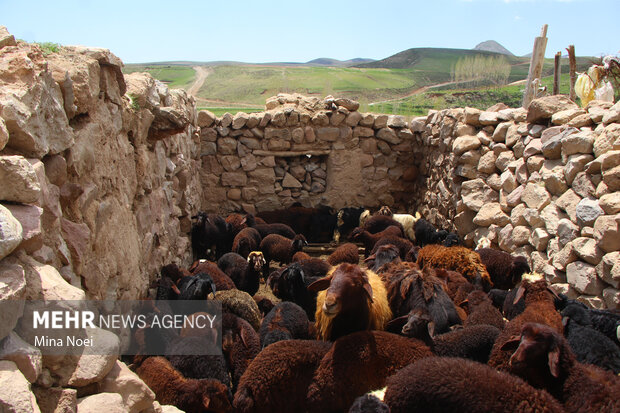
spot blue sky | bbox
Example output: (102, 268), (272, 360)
(2, 0), (618, 64)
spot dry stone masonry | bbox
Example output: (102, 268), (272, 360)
(0, 24), (619, 411)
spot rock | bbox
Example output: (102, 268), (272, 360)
(334, 98), (359, 111)
(477, 151), (497, 174)
(197, 110), (216, 128)
(523, 139), (542, 158)
(0, 360), (40, 413)
(492, 122), (511, 142)
(602, 100), (620, 124)
(0, 26), (17, 49)
(0, 156), (41, 204)
(551, 108), (586, 125)
(556, 189), (582, 222)
(601, 150), (620, 191)
(0, 205), (23, 260)
(552, 242), (577, 271)
(387, 115), (406, 128)
(505, 185), (525, 207)
(527, 95), (579, 124)
(99, 360), (156, 412)
(5, 204), (43, 253)
(521, 182), (551, 210)
(557, 218), (580, 247)
(597, 251), (620, 289)
(564, 154), (594, 185)
(479, 111), (500, 125)
(575, 198), (604, 227)
(539, 160), (567, 195)
(77, 393), (125, 413)
(0, 331), (42, 383)
(495, 151), (515, 172)
(593, 215), (620, 253)
(512, 226), (531, 247)
(32, 387), (77, 413)
(376, 128), (400, 145)
(566, 261), (605, 295)
(498, 224), (516, 252)
(599, 193), (620, 214)
(452, 136), (480, 156)
(572, 237), (604, 265)
(472, 203), (510, 226)
(232, 112), (249, 129)
(540, 203), (567, 236)
(593, 123), (620, 157)
(530, 227), (550, 251)
(561, 130), (595, 160)
(464, 107), (481, 126)
(602, 287), (620, 310)
(460, 179), (498, 212)
(0, 262), (26, 341)
(500, 171), (517, 193)
(282, 173), (302, 189)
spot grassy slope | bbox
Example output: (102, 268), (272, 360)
(124, 64), (197, 90)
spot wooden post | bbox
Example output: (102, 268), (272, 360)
(553, 52), (562, 95)
(522, 24), (549, 108)
(567, 45), (577, 101)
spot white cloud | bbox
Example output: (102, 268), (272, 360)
(514, 15), (522, 20)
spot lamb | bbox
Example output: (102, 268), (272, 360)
(306, 330), (433, 412)
(380, 262), (461, 336)
(189, 260), (236, 291)
(191, 212), (233, 260)
(291, 251), (312, 262)
(383, 357), (564, 413)
(258, 301), (313, 348)
(503, 322), (620, 413)
(369, 235), (414, 260)
(268, 259), (331, 320)
(217, 251), (265, 296)
(561, 303), (620, 374)
(231, 227), (262, 259)
(259, 233), (307, 277)
(413, 218), (448, 247)
(399, 307), (501, 363)
(135, 356), (232, 413)
(232, 339), (332, 413)
(461, 289), (505, 330)
(333, 206), (366, 243)
(362, 214), (405, 235)
(166, 336), (232, 392)
(476, 248), (530, 290)
(327, 242), (359, 265)
(377, 206), (420, 241)
(416, 244), (493, 291)
(309, 263), (392, 341)
(348, 225), (404, 257)
(222, 313), (261, 391)
(215, 290), (262, 332)
(488, 274), (563, 372)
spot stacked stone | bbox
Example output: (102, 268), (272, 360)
(198, 93), (417, 213)
(416, 96), (620, 309)
(0, 27), (200, 412)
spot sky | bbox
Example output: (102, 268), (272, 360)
(2, 0), (618, 64)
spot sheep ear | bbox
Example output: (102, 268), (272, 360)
(500, 335), (521, 351)
(386, 315), (408, 331)
(546, 286), (560, 301)
(363, 282), (374, 303)
(307, 276), (332, 292)
(400, 278), (413, 300)
(548, 347), (560, 378)
(459, 299), (469, 310)
(202, 394), (211, 409)
(239, 328), (250, 349)
(427, 320), (436, 337)
(513, 285), (525, 305)
(171, 283), (181, 295)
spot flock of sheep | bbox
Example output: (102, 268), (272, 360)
(130, 204), (620, 413)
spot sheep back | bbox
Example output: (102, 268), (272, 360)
(233, 339), (331, 413)
(327, 243), (360, 266)
(384, 357), (564, 413)
(215, 290), (262, 332)
(307, 330), (432, 412)
(417, 245), (493, 291)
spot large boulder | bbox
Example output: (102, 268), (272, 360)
(0, 205), (23, 260)
(0, 156), (41, 204)
(0, 360), (41, 413)
(527, 95), (579, 124)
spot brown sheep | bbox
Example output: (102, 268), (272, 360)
(233, 339), (332, 413)
(349, 225), (404, 257)
(488, 274), (563, 372)
(135, 356), (232, 413)
(291, 251), (312, 262)
(189, 260), (236, 291)
(362, 214), (405, 235)
(327, 242), (359, 265)
(309, 263), (392, 341)
(306, 330), (433, 411)
(231, 227), (262, 259)
(503, 322), (620, 413)
(259, 233), (307, 277)
(461, 289), (505, 330)
(384, 357), (564, 413)
(416, 244), (493, 291)
(476, 247), (530, 290)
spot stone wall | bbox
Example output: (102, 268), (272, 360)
(413, 97), (620, 310)
(198, 94), (418, 214)
(0, 27), (201, 410)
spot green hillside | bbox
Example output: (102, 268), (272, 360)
(124, 64), (197, 90)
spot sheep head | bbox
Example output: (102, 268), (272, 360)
(308, 263), (373, 317)
(509, 256), (530, 286)
(378, 206), (393, 216)
(502, 323), (564, 380)
(247, 251), (266, 272)
(292, 234), (308, 252)
(365, 244), (400, 272)
(200, 379), (233, 413)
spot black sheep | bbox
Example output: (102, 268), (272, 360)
(177, 272), (217, 301)
(191, 212), (233, 260)
(561, 303), (620, 373)
(477, 248), (530, 290)
(349, 394), (389, 413)
(334, 207), (366, 243)
(413, 218), (447, 246)
(365, 243), (401, 273)
(259, 301), (313, 348)
(217, 251), (264, 296)
(222, 313), (261, 391)
(369, 235), (414, 261)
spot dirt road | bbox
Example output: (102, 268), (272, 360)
(187, 66), (211, 97)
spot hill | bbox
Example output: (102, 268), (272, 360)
(474, 40), (514, 56)
(306, 57), (375, 66)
